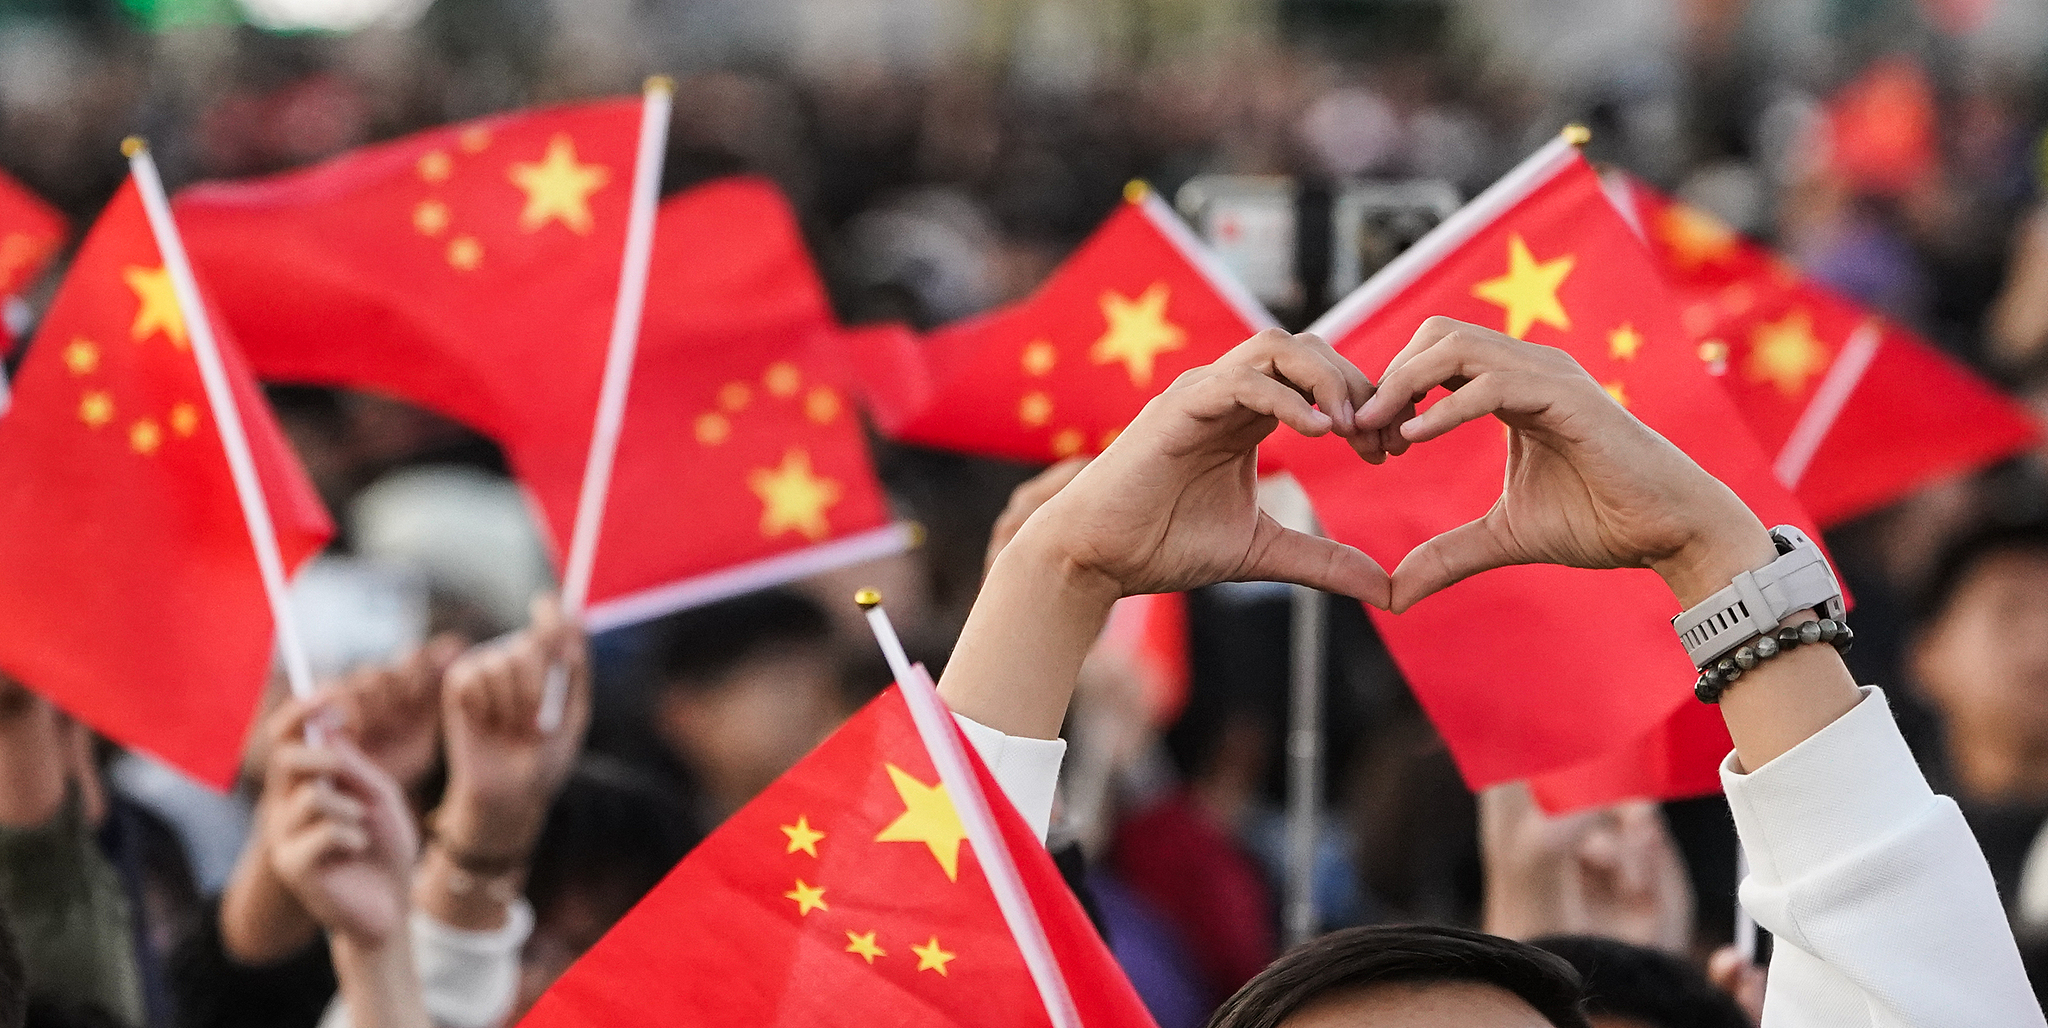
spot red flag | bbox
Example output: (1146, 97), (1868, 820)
(177, 104), (901, 621)
(522, 677), (1157, 1028)
(1619, 176), (2038, 526)
(0, 179), (332, 787)
(0, 168), (66, 354)
(1266, 137), (1816, 807)
(850, 184), (1275, 464)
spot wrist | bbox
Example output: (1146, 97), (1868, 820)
(1000, 520), (1126, 613)
(221, 849), (318, 964)
(415, 842), (522, 931)
(1651, 516), (1777, 610)
(429, 796), (541, 865)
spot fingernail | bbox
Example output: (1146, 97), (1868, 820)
(1309, 410), (1333, 431)
(1337, 398), (1354, 430)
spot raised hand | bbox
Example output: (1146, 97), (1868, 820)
(1479, 782), (1694, 955)
(1354, 317), (1775, 611)
(265, 732), (419, 946)
(329, 636), (467, 797)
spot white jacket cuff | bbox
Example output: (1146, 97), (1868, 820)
(412, 899), (535, 1028)
(955, 713), (1066, 842)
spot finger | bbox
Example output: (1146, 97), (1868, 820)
(1389, 513), (1513, 613)
(1189, 369), (1333, 437)
(1238, 519), (1392, 609)
(324, 736), (417, 856)
(266, 741), (345, 793)
(1250, 333), (1364, 435)
(501, 632), (547, 732)
(1298, 332), (1377, 415)
(1358, 323), (1507, 427)
(1399, 373), (1518, 444)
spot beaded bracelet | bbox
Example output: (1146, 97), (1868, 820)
(1694, 618), (1854, 704)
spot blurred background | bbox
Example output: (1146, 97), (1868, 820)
(12, 0), (2048, 1022)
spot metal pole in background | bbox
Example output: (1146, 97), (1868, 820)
(1283, 581), (1327, 949)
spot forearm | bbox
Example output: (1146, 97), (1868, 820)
(330, 933), (430, 1028)
(220, 851), (320, 964)
(412, 844), (521, 932)
(939, 526), (1121, 740)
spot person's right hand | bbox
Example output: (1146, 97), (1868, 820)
(328, 636), (466, 797)
(1355, 317), (1775, 611)
(265, 732), (419, 947)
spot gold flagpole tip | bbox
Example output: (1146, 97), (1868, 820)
(1123, 179), (1150, 204)
(120, 136), (147, 158)
(644, 75), (675, 95)
(1561, 124), (1591, 147)
(854, 588), (883, 611)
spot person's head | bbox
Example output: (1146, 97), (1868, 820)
(648, 589), (842, 813)
(1207, 925), (1590, 1028)
(1531, 936), (1749, 1028)
(1910, 522), (2048, 800)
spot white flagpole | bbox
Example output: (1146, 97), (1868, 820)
(542, 76), (674, 731)
(126, 139), (319, 702)
(857, 590), (1084, 1028)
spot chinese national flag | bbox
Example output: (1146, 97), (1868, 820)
(522, 681), (1157, 1028)
(1619, 176), (2038, 526)
(0, 167), (66, 354)
(0, 180), (332, 788)
(850, 186), (1275, 464)
(1266, 141), (1817, 807)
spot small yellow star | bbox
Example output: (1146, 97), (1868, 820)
(748, 449), (843, 542)
(911, 936), (956, 976)
(508, 135), (611, 235)
(1051, 428), (1085, 458)
(1656, 203), (1739, 271)
(124, 265), (186, 348)
(170, 402), (201, 437)
(63, 339), (99, 376)
(417, 150), (453, 183)
(695, 412), (730, 445)
(447, 236), (482, 271)
(1090, 282), (1186, 387)
(413, 200), (449, 237)
(1018, 391), (1053, 428)
(1604, 381), (1630, 407)
(783, 879), (828, 916)
(1021, 340), (1057, 377)
(719, 382), (752, 412)
(845, 931), (886, 964)
(804, 387), (841, 425)
(1746, 309), (1830, 396)
(875, 763), (968, 881)
(1608, 323), (1643, 361)
(1471, 234), (1574, 339)
(129, 418), (162, 455)
(781, 815), (825, 858)
(79, 391), (113, 428)
(764, 361), (801, 398)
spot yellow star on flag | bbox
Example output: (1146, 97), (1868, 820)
(1746, 309), (1831, 397)
(79, 391), (113, 428)
(1608, 324), (1643, 361)
(1090, 282), (1186, 387)
(783, 879), (828, 916)
(63, 339), (99, 376)
(874, 763), (968, 881)
(845, 931), (886, 964)
(748, 449), (843, 542)
(124, 265), (187, 348)
(781, 815), (825, 858)
(509, 134), (611, 235)
(1656, 203), (1739, 270)
(1471, 234), (1573, 339)
(1604, 381), (1630, 407)
(911, 936), (956, 976)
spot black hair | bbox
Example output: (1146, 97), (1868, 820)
(1533, 936), (1750, 1028)
(0, 906), (20, 1028)
(649, 589), (833, 690)
(524, 756), (704, 934)
(1206, 925), (1590, 1028)
(1918, 521), (2048, 622)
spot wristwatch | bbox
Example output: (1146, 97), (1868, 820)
(1671, 525), (1844, 670)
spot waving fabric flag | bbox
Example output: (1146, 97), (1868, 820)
(522, 675), (1157, 1028)
(0, 179), (332, 787)
(0, 168), (65, 354)
(1267, 134), (1818, 808)
(850, 183), (1276, 464)
(1616, 176), (2037, 526)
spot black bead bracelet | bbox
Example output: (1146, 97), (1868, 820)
(1694, 618), (1854, 704)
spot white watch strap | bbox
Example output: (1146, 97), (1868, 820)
(1672, 526), (1844, 669)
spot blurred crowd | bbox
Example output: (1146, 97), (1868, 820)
(7, 0), (2048, 1025)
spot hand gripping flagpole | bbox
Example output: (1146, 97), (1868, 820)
(542, 76), (674, 732)
(856, 590), (1084, 1028)
(125, 139), (319, 703)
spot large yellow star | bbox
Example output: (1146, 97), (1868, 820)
(874, 763), (968, 881)
(1656, 203), (1739, 271)
(783, 879), (828, 916)
(1471, 234), (1573, 339)
(845, 931), (886, 964)
(124, 265), (186, 348)
(911, 936), (956, 976)
(508, 135), (610, 235)
(1746, 309), (1831, 397)
(1089, 282), (1186, 387)
(748, 449), (843, 542)
(781, 815), (825, 858)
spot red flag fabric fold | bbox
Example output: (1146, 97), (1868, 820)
(0, 168), (66, 354)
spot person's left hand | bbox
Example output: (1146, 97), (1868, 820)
(329, 636), (467, 797)
(1479, 782), (1695, 954)
(267, 734), (419, 947)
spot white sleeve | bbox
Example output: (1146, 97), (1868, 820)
(412, 899), (535, 1028)
(1724, 686), (2044, 1028)
(955, 713), (1067, 843)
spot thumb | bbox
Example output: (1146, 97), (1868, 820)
(1241, 519), (1392, 609)
(1390, 511), (1513, 613)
